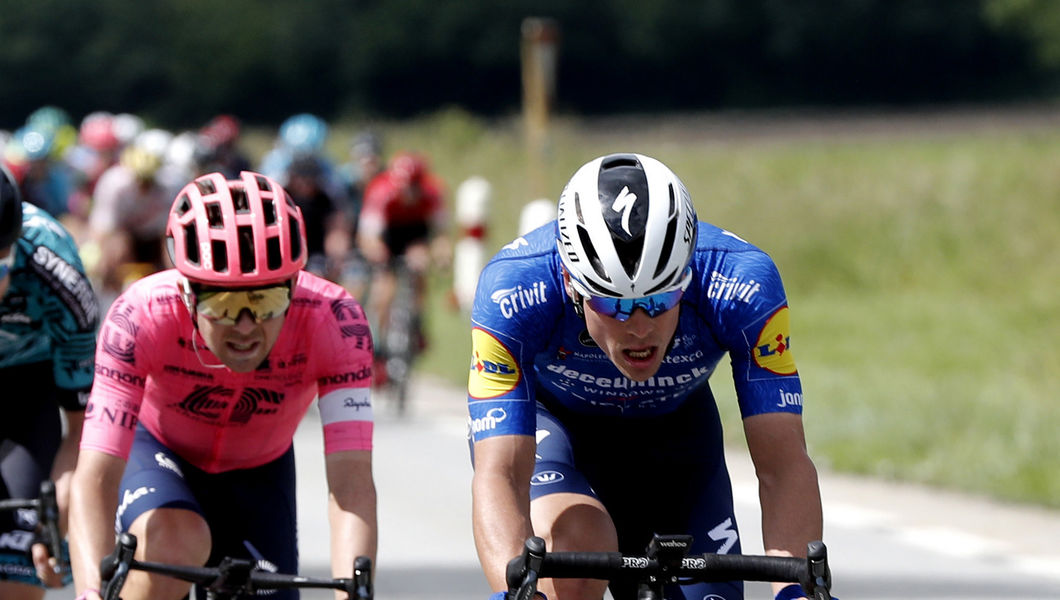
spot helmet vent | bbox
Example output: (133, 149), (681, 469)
(195, 178), (216, 195)
(231, 186), (250, 213)
(573, 192), (585, 224)
(613, 236), (642, 279)
(600, 155), (639, 170)
(182, 224), (200, 265)
(212, 240), (228, 272)
(205, 203), (224, 228)
(577, 225), (610, 284)
(267, 236), (282, 270)
(237, 226), (255, 273)
(263, 198), (277, 226)
(174, 194), (191, 217)
(255, 174), (271, 191)
(644, 267), (680, 295)
(288, 219), (303, 261)
(653, 185), (679, 279)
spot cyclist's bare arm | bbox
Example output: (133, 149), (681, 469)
(325, 449), (377, 599)
(51, 408), (85, 532)
(744, 412), (824, 597)
(69, 450), (127, 598)
(471, 435), (538, 592)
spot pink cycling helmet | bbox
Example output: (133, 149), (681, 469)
(166, 171), (307, 285)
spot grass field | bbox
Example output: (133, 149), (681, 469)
(259, 107), (1060, 508)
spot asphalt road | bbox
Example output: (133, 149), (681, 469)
(52, 375), (1060, 599)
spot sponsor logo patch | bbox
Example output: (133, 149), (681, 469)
(530, 470), (565, 486)
(753, 306), (797, 375)
(490, 280), (548, 319)
(468, 328), (521, 399)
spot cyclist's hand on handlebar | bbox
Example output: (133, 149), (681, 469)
(30, 542), (63, 587)
(776, 583), (838, 600)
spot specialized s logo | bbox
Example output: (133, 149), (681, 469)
(752, 306), (797, 375)
(611, 186), (637, 235)
(468, 328), (521, 399)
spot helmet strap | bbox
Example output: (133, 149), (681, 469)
(562, 268), (586, 320)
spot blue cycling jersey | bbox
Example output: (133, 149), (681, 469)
(467, 221), (803, 441)
(0, 203), (98, 404)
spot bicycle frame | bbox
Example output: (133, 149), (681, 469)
(505, 534), (832, 600)
(100, 532), (373, 600)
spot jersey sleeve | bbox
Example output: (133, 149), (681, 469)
(79, 292), (153, 460)
(314, 294), (375, 453)
(700, 250), (805, 419)
(42, 254), (99, 407)
(357, 177), (390, 237)
(467, 245), (560, 442)
(20, 218), (100, 409)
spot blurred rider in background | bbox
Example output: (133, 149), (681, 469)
(259, 113), (333, 185)
(285, 154), (353, 284)
(64, 112), (124, 235)
(193, 114), (252, 179)
(340, 130), (385, 235)
(82, 142), (182, 299)
(3, 123), (76, 221)
(0, 164), (98, 599)
(358, 151), (450, 367)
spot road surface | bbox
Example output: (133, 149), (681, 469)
(53, 375), (1060, 599)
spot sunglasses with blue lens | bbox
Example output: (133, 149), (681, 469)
(571, 268), (692, 322)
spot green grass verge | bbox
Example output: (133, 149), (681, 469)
(254, 109), (1060, 508)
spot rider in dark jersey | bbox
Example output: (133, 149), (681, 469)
(0, 164), (98, 599)
(468, 153), (826, 600)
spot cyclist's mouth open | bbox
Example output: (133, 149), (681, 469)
(622, 346), (656, 365)
(227, 339), (260, 354)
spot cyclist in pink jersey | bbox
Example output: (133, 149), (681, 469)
(67, 171), (377, 600)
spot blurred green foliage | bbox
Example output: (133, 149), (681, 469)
(2, 1), (1058, 127)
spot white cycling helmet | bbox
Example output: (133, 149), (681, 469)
(557, 153), (697, 298)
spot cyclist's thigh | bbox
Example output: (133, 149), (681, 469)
(0, 362), (62, 486)
(529, 400), (596, 500)
(0, 363), (63, 587)
(116, 426), (203, 533)
(558, 395), (745, 600)
(529, 401), (619, 552)
(191, 444), (299, 598)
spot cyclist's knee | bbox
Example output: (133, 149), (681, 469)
(129, 507), (211, 565)
(531, 492), (618, 553)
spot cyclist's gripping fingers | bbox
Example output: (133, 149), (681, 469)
(31, 542), (63, 587)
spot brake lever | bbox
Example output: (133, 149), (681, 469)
(804, 541), (831, 600)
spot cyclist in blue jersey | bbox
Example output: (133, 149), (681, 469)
(0, 165), (98, 599)
(468, 154), (827, 600)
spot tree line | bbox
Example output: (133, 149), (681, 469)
(1, 0), (1058, 129)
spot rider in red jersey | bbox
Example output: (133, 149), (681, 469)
(357, 152), (449, 373)
(68, 171), (377, 600)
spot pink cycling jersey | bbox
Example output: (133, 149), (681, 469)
(81, 269), (374, 473)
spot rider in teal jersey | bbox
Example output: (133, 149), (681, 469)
(0, 164), (98, 600)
